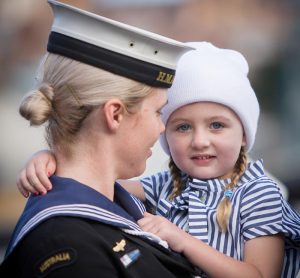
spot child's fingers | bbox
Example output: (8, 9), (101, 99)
(26, 163), (47, 195)
(138, 214), (160, 233)
(35, 161), (53, 191)
(17, 170), (39, 196)
(138, 213), (154, 226)
(139, 221), (158, 234)
(16, 177), (29, 198)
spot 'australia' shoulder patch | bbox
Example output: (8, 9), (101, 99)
(35, 248), (77, 277)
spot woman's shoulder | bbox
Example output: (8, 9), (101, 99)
(9, 217), (134, 277)
(16, 217), (127, 264)
(27, 216), (119, 243)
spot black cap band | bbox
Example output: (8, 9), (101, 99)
(47, 32), (175, 88)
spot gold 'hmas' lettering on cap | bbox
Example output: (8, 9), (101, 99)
(156, 71), (174, 85)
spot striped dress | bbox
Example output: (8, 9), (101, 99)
(140, 159), (300, 277)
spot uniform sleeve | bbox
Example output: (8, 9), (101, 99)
(240, 178), (284, 241)
(15, 218), (121, 278)
(140, 171), (172, 214)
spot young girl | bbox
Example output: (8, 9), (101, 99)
(17, 42), (300, 277)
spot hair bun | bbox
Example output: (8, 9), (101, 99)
(19, 83), (54, 126)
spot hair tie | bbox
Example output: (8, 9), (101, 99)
(224, 190), (233, 199)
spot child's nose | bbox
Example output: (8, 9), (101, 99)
(191, 131), (210, 149)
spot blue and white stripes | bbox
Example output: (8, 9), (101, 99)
(141, 159), (300, 277)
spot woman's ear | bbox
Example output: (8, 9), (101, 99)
(103, 98), (125, 132)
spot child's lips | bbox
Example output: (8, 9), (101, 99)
(191, 154), (215, 160)
(191, 155), (216, 164)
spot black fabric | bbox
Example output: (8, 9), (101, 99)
(47, 32), (176, 88)
(0, 216), (199, 278)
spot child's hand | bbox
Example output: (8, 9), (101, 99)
(138, 212), (188, 253)
(16, 150), (56, 197)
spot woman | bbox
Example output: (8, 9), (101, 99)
(0, 1), (197, 277)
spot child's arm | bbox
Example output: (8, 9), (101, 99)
(16, 151), (145, 201)
(16, 150), (56, 197)
(138, 212), (284, 278)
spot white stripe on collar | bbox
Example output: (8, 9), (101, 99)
(11, 204), (142, 253)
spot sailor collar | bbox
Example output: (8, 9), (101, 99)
(5, 176), (146, 256)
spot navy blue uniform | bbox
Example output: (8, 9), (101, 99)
(0, 176), (199, 277)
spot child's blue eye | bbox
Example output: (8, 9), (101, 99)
(176, 123), (191, 132)
(210, 122), (224, 129)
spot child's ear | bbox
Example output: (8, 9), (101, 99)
(103, 98), (125, 131)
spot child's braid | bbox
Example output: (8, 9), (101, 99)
(216, 146), (248, 232)
(169, 158), (184, 200)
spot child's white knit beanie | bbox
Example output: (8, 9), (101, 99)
(160, 42), (260, 154)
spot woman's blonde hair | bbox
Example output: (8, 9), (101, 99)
(19, 53), (154, 155)
(169, 146), (248, 232)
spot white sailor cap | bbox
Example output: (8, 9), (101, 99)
(47, 0), (193, 88)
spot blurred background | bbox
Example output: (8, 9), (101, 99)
(0, 0), (300, 263)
